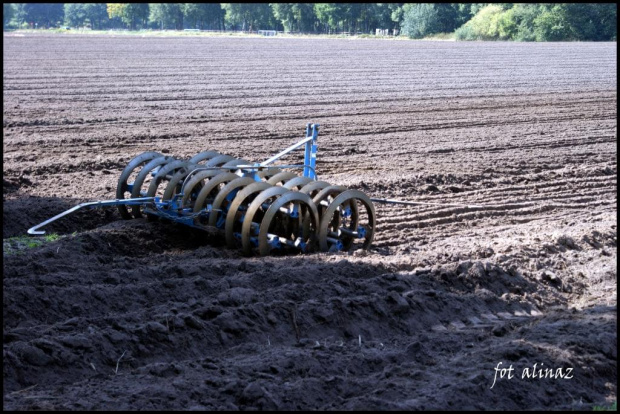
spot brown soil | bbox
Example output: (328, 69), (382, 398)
(3, 33), (617, 410)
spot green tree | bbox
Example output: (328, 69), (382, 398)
(181, 3), (224, 30)
(314, 3), (348, 33)
(149, 3), (183, 30)
(533, 4), (570, 41)
(271, 3), (317, 32)
(507, 3), (538, 41)
(295, 3), (318, 32)
(370, 3), (394, 31)
(454, 3), (616, 42)
(13, 3), (27, 27)
(271, 3), (295, 31)
(435, 4), (461, 32)
(356, 3), (380, 33)
(20, 3), (64, 28)
(454, 4), (503, 40)
(271, 3), (320, 32)
(106, 3), (125, 20)
(401, 3), (438, 38)
(402, 3), (465, 38)
(64, 3), (86, 27)
(559, 3), (616, 41)
(469, 3), (489, 16)
(344, 3), (362, 32)
(222, 3), (279, 31)
(127, 3), (148, 29)
(83, 3), (109, 29)
(496, 6), (518, 40)
(453, 3), (487, 25)
(269, 3), (320, 32)
(272, 3), (318, 33)
(4, 3), (15, 29)
(107, 3), (148, 29)
(597, 3), (617, 40)
(594, 3), (616, 40)
(387, 3), (405, 31)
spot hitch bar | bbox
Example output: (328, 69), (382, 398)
(27, 197), (155, 235)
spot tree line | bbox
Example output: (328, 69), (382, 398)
(3, 3), (617, 41)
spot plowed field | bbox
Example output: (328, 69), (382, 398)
(3, 34), (617, 410)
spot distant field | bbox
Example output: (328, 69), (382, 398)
(3, 34), (617, 410)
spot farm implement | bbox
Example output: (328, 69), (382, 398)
(28, 124), (378, 256)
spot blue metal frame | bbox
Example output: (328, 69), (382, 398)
(303, 123), (319, 179)
(260, 123), (319, 179)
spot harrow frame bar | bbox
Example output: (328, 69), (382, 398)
(27, 197), (155, 235)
